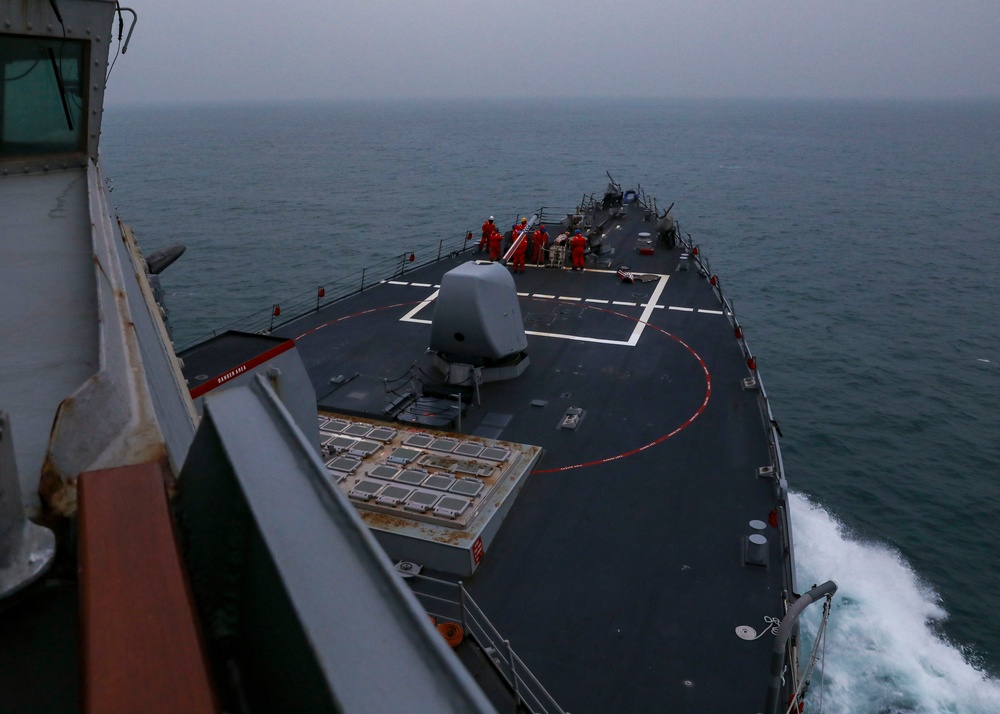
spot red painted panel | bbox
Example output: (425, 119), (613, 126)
(189, 339), (296, 399)
(78, 462), (218, 713)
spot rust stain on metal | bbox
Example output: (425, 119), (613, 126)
(426, 527), (468, 546)
(39, 379), (171, 518)
(359, 511), (410, 530)
(323, 412), (540, 560)
(40, 440), (170, 519)
(38, 465), (78, 518)
(38, 389), (83, 517)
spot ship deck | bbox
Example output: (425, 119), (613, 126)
(255, 197), (794, 713)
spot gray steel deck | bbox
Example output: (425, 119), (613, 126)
(262, 198), (793, 713)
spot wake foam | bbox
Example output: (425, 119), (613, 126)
(790, 492), (1000, 713)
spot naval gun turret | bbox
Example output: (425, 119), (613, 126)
(430, 262), (530, 386)
(655, 205), (678, 249)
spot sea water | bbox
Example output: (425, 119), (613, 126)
(102, 98), (1000, 712)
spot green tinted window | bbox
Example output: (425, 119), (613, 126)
(1, 34), (88, 157)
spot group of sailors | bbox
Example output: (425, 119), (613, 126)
(479, 216), (588, 272)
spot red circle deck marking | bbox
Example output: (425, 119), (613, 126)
(532, 304), (712, 474)
(292, 297), (712, 474)
(294, 301), (417, 341)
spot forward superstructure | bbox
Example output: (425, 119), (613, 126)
(1, 4), (497, 712)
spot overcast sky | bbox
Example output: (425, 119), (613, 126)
(105, 0), (1000, 105)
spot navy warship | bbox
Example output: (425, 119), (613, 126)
(0, 1), (835, 711)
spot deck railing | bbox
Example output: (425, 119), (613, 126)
(179, 231), (481, 350)
(182, 208), (571, 351)
(408, 572), (567, 714)
(678, 226), (803, 704)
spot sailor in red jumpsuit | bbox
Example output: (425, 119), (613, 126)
(570, 229), (587, 270)
(511, 231), (528, 273)
(480, 216), (494, 252)
(531, 225), (548, 265)
(488, 228), (503, 261)
(508, 217), (525, 248)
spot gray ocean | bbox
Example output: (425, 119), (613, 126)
(102, 98), (1000, 713)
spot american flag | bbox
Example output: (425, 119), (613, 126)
(616, 267), (635, 283)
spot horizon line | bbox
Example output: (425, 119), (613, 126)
(104, 94), (1000, 110)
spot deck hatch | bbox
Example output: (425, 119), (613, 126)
(453, 442), (484, 458)
(325, 435), (358, 453)
(377, 485), (414, 506)
(404, 491), (440, 513)
(423, 474), (456, 491)
(449, 479), (484, 497)
(480, 447), (511, 462)
(396, 468), (429, 486)
(327, 456), (362, 474)
(349, 440), (381, 457)
(343, 423), (373, 437)
(348, 480), (384, 501)
(428, 437), (460, 453)
(368, 427), (398, 442)
(433, 496), (471, 518)
(403, 433), (434, 448)
(388, 447), (422, 464)
(322, 418), (350, 433)
(318, 411), (542, 576)
(524, 313), (557, 326)
(369, 465), (400, 480)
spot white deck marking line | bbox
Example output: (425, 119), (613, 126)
(534, 294), (556, 299)
(399, 289), (440, 323)
(640, 304), (666, 309)
(699, 308), (724, 314)
(585, 298), (609, 304)
(524, 329), (633, 345)
(398, 273), (674, 346)
(411, 282), (432, 288)
(558, 296), (583, 301)
(625, 276), (668, 346)
(669, 306), (695, 312)
(517, 292), (530, 297)
(388, 280), (409, 286)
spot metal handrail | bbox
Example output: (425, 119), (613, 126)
(179, 232), (478, 350)
(409, 573), (566, 714)
(679, 226), (803, 699)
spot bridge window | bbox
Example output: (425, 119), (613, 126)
(1, 34), (88, 158)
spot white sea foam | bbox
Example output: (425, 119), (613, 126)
(791, 492), (1000, 713)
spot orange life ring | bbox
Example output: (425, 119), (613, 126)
(437, 622), (464, 647)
